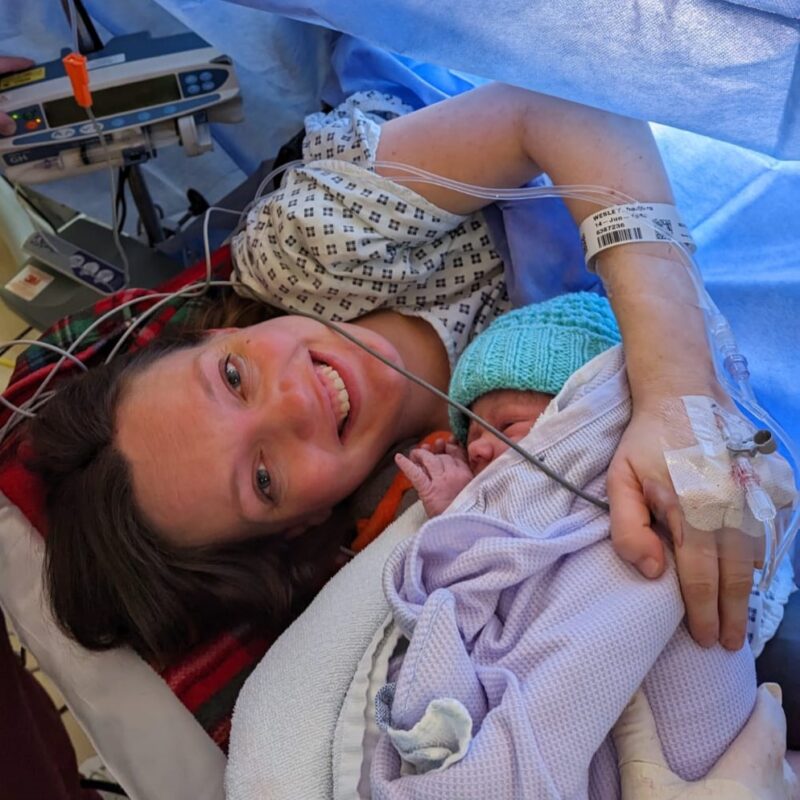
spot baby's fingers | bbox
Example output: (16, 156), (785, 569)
(425, 436), (456, 454)
(444, 442), (468, 462)
(412, 447), (449, 476)
(395, 452), (432, 492)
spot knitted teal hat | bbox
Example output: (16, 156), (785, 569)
(449, 292), (621, 442)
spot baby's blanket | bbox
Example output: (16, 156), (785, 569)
(372, 346), (756, 799)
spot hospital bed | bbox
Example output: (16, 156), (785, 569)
(0, 0), (798, 798)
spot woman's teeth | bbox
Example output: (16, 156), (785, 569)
(314, 363), (351, 430)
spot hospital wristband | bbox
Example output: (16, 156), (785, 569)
(579, 203), (696, 272)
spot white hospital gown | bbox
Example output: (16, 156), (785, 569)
(231, 91), (512, 367)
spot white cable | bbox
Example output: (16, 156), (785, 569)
(85, 107), (130, 281)
(103, 277), (238, 364)
(103, 206), (243, 363)
(0, 292), (189, 442)
(254, 159), (305, 203)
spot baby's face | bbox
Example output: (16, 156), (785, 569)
(466, 389), (552, 475)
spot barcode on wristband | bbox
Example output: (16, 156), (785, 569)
(597, 227), (643, 248)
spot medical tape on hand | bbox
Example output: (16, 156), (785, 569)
(662, 396), (796, 537)
(579, 203), (696, 271)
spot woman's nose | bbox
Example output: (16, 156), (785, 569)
(468, 435), (497, 475)
(271, 372), (316, 440)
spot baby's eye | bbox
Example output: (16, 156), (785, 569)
(255, 463), (271, 499)
(223, 354), (242, 392)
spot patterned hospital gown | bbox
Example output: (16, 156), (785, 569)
(231, 91), (512, 366)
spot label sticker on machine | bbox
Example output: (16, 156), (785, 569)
(67, 251), (126, 294)
(5, 264), (54, 301)
(0, 67), (46, 91)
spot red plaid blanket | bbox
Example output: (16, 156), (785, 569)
(0, 248), (273, 752)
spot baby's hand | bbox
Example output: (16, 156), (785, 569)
(395, 443), (473, 517)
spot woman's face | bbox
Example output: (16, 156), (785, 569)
(116, 316), (410, 546)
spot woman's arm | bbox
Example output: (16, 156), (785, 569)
(377, 83), (753, 650)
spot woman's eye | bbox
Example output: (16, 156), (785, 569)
(223, 354), (243, 392)
(255, 463), (271, 499)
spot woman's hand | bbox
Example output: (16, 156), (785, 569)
(0, 57), (34, 135)
(607, 405), (757, 650)
(613, 684), (799, 800)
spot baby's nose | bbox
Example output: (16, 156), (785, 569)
(467, 436), (496, 475)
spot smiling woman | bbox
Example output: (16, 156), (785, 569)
(116, 316), (417, 546)
(26, 81), (753, 664)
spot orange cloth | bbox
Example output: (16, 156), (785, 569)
(351, 431), (451, 553)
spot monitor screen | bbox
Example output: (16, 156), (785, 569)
(43, 74), (181, 128)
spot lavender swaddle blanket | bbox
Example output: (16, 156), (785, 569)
(372, 345), (756, 799)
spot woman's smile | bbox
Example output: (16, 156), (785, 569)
(312, 362), (351, 433)
(115, 315), (409, 546)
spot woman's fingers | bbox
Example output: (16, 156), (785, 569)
(716, 528), (758, 651)
(673, 524), (720, 647)
(608, 453), (666, 579)
(609, 414), (757, 651)
(642, 478), (684, 547)
(0, 56), (34, 72)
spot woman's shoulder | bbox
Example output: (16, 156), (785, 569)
(302, 91), (416, 167)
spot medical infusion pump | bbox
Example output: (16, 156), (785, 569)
(0, 31), (242, 183)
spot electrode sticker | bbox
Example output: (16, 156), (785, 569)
(579, 203), (696, 269)
(5, 264), (54, 301)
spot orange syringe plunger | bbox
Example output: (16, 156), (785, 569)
(62, 52), (92, 108)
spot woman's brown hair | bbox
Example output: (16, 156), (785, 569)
(26, 291), (345, 662)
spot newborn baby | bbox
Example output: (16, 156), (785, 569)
(395, 293), (621, 516)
